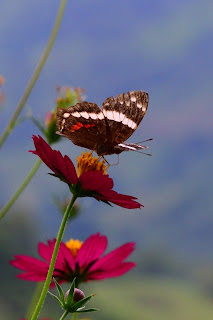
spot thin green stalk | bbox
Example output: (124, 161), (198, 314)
(0, 158), (42, 220)
(25, 282), (44, 320)
(30, 195), (77, 320)
(72, 313), (77, 320)
(0, 0), (68, 149)
(59, 310), (70, 320)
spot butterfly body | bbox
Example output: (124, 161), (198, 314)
(56, 90), (149, 156)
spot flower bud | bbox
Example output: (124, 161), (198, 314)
(56, 86), (85, 109)
(44, 110), (60, 144)
(65, 288), (85, 303)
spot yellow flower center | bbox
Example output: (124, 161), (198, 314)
(76, 151), (107, 177)
(65, 239), (83, 257)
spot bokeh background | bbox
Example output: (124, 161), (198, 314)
(1, 0), (213, 319)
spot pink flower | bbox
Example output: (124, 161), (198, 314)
(11, 233), (136, 287)
(30, 135), (142, 209)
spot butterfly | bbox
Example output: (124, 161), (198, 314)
(56, 90), (149, 156)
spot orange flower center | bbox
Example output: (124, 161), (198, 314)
(65, 239), (83, 257)
(76, 151), (107, 177)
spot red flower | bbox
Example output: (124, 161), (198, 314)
(30, 135), (142, 209)
(11, 233), (136, 287)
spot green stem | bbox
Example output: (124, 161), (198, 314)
(72, 313), (78, 320)
(30, 195), (77, 320)
(0, 0), (67, 149)
(59, 310), (70, 320)
(25, 282), (44, 320)
(0, 158), (42, 220)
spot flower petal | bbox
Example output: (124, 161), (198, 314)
(30, 135), (56, 172)
(79, 171), (113, 191)
(80, 171), (142, 208)
(89, 242), (135, 271)
(97, 190), (142, 209)
(87, 262), (136, 280)
(17, 271), (47, 281)
(58, 242), (76, 270)
(11, 236), (136, 286)
(76, 233), (107, 268)
(38, 240), (75, 271)
(30, 135), (78, 184)
(38, 240), (56, 261)
(10, 255), (48, 272)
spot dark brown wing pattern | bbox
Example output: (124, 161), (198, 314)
(56, 101), (107, 152)
(102, 90), (149, 146)
(56, 90), (149, 155)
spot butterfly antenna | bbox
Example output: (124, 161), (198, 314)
(135, 138), (153, 143)
(133, 149), (152, 156)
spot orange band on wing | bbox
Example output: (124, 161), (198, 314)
(70, 122), (95, 132)
(85, 123), (95, 128)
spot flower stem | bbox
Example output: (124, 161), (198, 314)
(0, 0), (67, 149)
(0, 158), (42, 220)
(72, 313), (78, 320)
(59, 310), (70, 320)
(30, 195), (77, 320)
(25, 282), (44, 320)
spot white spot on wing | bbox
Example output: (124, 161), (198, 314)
(113, 111), (121, 122)
(137, 103), (142, 109)
(132, 122), (137, 129)
(128, 119), (133, 128)
(80, 111), (89, 119)
(97, 112), (104, 120)
(119, 113), (125, 121)
(61, 119), (66, 130)
(122, 117), (129, 125)
(126, 100), (130, 106)
(106, 110), (114, 120)
(63, 112), (70, 118)
(72, 112), (81, 118)
(142, 106), (146, 112)
(130, 96), (136, 102)
(89, 113), (98, 120)
(120, 116), (137, 128)
(129, 119), (137, 129)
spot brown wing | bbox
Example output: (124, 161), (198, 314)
(102, 90), (149, 146)
(56, 102), (107, 152)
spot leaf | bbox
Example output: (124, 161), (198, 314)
(66, 278), (76, 305)
(72, 294), (93, 310)
(48, 291), (63, 306)
(53, 278), (65, 305)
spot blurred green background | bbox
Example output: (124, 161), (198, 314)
(0, 0), (213, 319)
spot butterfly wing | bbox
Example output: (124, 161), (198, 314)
(56, 101), (107, 152)
(102, 90), (149, 146)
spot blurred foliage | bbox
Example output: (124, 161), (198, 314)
(136, 248), (187, 277)
(87, 277), (213, 320)
(52, 195), (81, 221)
